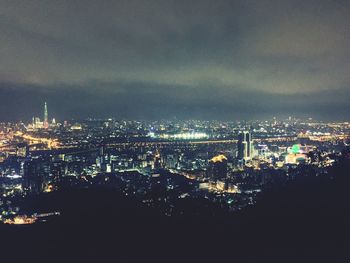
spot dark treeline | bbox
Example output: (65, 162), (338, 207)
(1, 148), (350, 262)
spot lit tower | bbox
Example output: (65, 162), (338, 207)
(237, 131), (253, 161)
(44, 102), (49, 129)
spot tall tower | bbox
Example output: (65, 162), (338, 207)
(237, 131), (253, 160)
(44, 102), (49, 129)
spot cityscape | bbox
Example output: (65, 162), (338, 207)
(0, 102), (349, 224)
(1, 0), (350, 262)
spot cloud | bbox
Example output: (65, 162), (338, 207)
(0, 0), (349, 119)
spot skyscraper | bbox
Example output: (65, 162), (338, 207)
(44, 102), (49, 129)
(237, 131), (253, 160)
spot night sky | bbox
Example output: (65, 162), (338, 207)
(1, 0), (350, 121)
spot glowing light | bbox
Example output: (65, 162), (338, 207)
(292, 144), (300, 154)
(4, 215), (37, 225)
(151, 132), (208, 140)
(44, 184), (54, 193)
(210, 154), (227, 163)
(6, 174), (22, 179)
(147, 132), (155, 137)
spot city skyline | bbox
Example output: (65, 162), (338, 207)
(2, 100), (349, 123)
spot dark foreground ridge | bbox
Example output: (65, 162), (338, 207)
(1, 157), (350, 263)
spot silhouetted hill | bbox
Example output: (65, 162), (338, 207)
(1, 155), (350, 262)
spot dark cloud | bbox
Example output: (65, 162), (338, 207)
(0, 0), (349, 120)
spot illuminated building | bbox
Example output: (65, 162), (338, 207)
(51, 161), (67, 181)
(284, 144), (312, 164)
(34, 117), (43, 129)
(237, 131), (253, 160)
(153, 150), (162, 169)
(208, 154), (227, 180)
(285, 153), (306, 164)
(16, 143), (29, 158)
(164, 154), (178, 169)
(22, 159), (51, 194)
(44, 102), (49, 129)
(71, 124), (82, 130)
(4, 215), (37, 225)
(256, 144), (269, 157)
(96, 145), (111, 172)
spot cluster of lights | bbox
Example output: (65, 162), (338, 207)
(171, 132), (208, 139)
(149, 132), (208, 140)
(3, 215), (37, 225)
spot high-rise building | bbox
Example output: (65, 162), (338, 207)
(44, 102), (49, 129)
(22, 159), (51, 194)
(237, 131), (253, 160)
(153, 150), (162, 170)
(164, 154), (178, 169)
(51, 161), (67, 182)
(34, 117), (43, 129)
